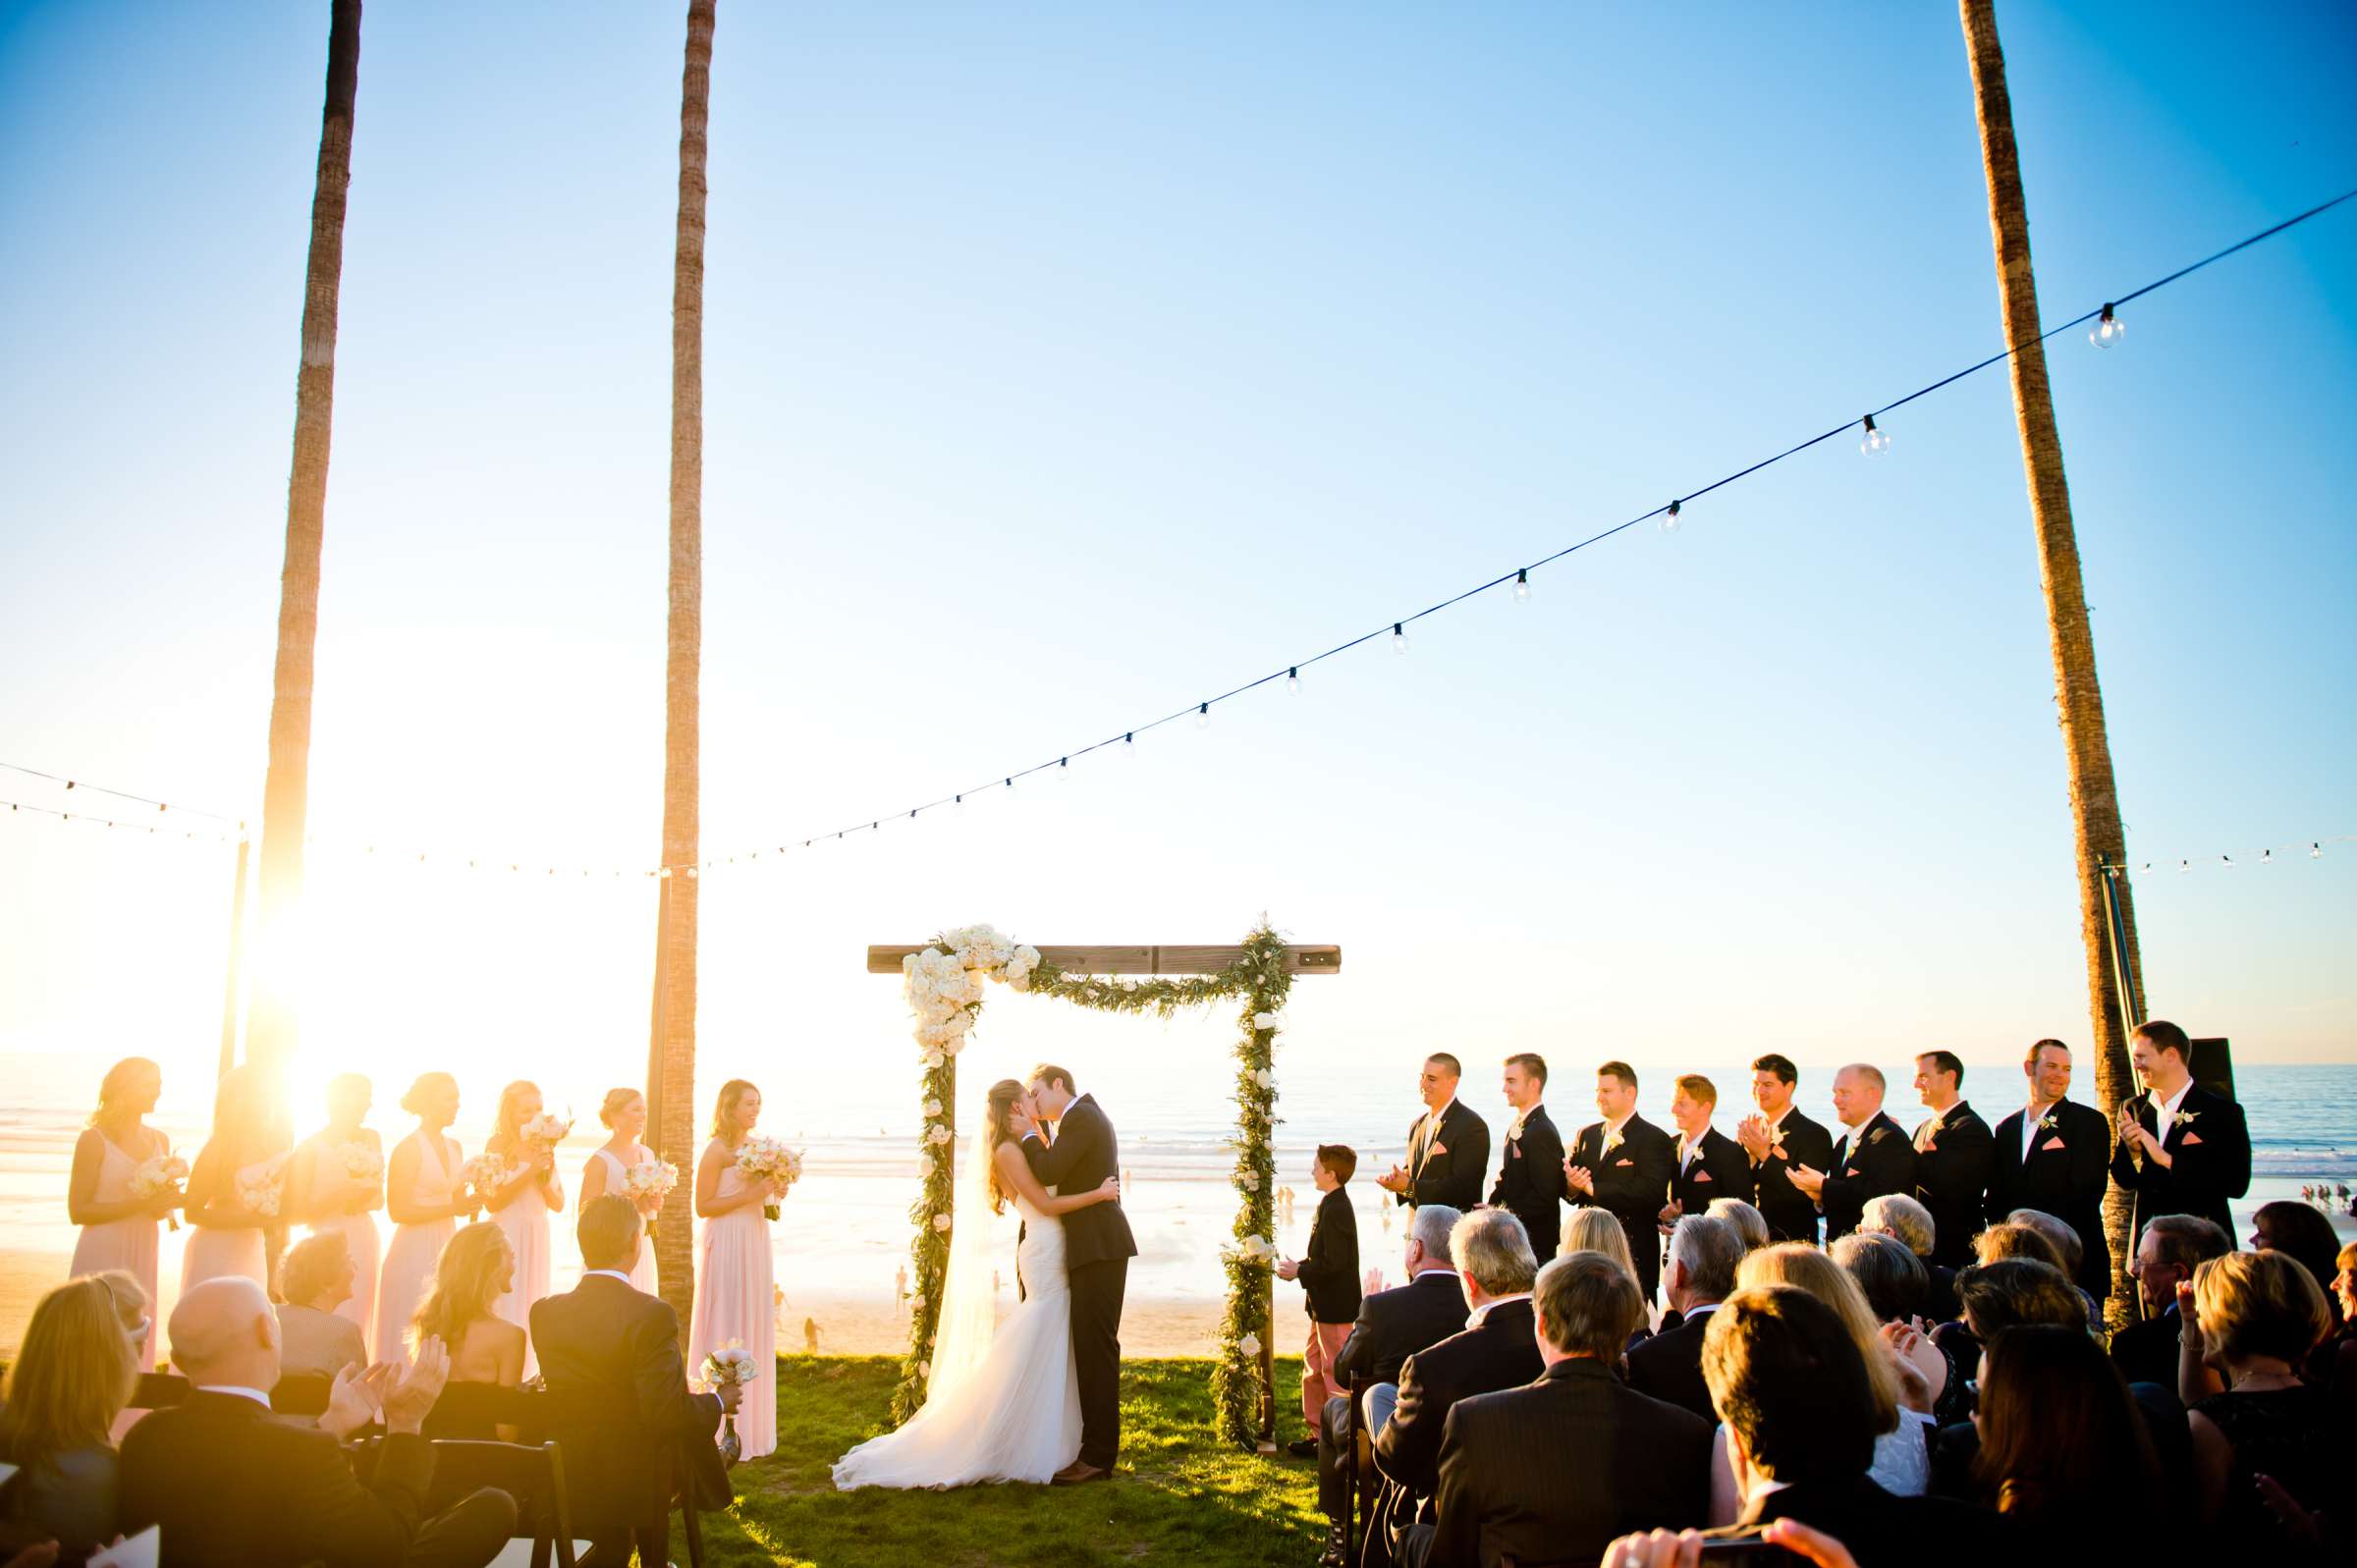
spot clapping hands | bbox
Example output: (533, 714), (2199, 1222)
(384, 1334), (452, 1434)
(1375, 1163), (1410, 1195)
(1879, 1319), (1946, 1413)
(1787, 1163), (1827, 1199)
(319, 1360), (399, 1439)
(1562, 1159), (1595, 1197)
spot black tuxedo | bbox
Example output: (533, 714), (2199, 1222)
(1819, 1110), (1918, 1242)
(1727, 1473), (2017, 1567)
(1319, 1271), (1469, 1520)
(2110, 1305), (2184, 1390)
(529, 1271), (726, 1563)
(1566, 1114), (1676, 1299)
(118, 1388), (515, 1568)
(1399, 1100), (1490, 1214)
(1427, 1358), (1712, 1568)
(1295, 1184), (1362, 1324)
(1667, 1126), (1752, 1230)
(1910, 1101), (1994, 1268)
(1486, 1104), (1565, 1260)
(1022, 1093), (1135, 1469)
(1622, 1301), (1721, 1424)
(1748, 1107), (1836, 1244)
(2109, 1083), (2250, 1244)
(1986, 1098), (2113, 1294)
(1372, 1299), (1546, 1497)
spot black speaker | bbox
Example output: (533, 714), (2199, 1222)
(2191, 1037), (2236, 1102)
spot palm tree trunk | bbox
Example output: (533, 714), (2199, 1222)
(1958, 0), (2147, 1325)
(249, 0), (362, 1066)
(650, 0), (714, 1341)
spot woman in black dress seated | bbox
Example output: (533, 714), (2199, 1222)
(2182, 1248), (2341, 1546)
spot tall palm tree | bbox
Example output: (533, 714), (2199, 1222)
(1958, 0), (2146, 1324)
(650, 0), (715, 1337)
(249, 0), (363, 1066)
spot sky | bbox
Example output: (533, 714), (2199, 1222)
(1, 1), (2353, 1138)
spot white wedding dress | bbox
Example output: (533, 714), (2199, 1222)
(833, 1144), (1083, 1489)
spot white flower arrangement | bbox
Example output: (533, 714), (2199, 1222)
(699, 1342), (761, 1389)
(932, 1213), (953, 1232)
(927, 1123), (953, 1146)
(1222, 1233), (1278, 1266)
(519, 1111), (574, 1156)
(1239, 1334), (1262, 1360)
(236, 1156), (288, 1219)
(901, 928), (1047, 1050)
(1251, 1067), (1276, 1092)
(737, 1137), (803, 1219)
(922, 1100), (943, 1119)
(1239, 1172), (1260, 1192)
(459, 1153), (507, 1206)
(1252, 1011), (1283, 1032)
(130, 1153), (189, 1229)
(623, 1158), (679, 1233)
(340, 1143), (384, 1184)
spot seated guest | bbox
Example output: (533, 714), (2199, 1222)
(1627, 1216), (1743, 1423)
(1860, 1193), (1953, 1321)
(118, 1276), (516, 1567)
(1971, 1324), (2166, 1557)
(1316, 1205), (1465, 1567)
(1372, 1209), (1544, 1498)
(1702, 1196), (1769, 1255)
(89, 1269), (156, 1444)
(1831, 1231), (1929, 1326)
(277, 1230), (368, 1380)
(2323, 1240), (2357, 1396)
(2183, 1249), (2340, 1543)
(1971, 1219), (2063, 1271)
(2003, 1208), (2101, 1330)
(411, 1221), (525, 1439)
(1710, 1245), (1940, 1516)
(0, 1277), (137, 1556)
(2111, 1214), (2230, 1389)
(1424, 1252), (1711, 1568)
(1788, 1064), (1917, 1244)
(1562, 1208), (1653, 1349)
(1278, 1143), (1361, 1459)
(2250, 1199), (2345, 1350)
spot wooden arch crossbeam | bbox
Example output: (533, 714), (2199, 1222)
(866, 944), (1343, 976)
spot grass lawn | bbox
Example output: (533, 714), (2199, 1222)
(675, 1355), (1325, 1567)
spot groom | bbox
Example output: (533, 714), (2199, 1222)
(1022, 1063), (1136, 1484)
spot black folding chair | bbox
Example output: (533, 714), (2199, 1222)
(424, 1439), (578, 1568)
(423, 1380), (550, 1440)
(128, 1372), (190, 1411)
(271, 1373), (335, 1418)
(1345, 1373), (1374, 1561)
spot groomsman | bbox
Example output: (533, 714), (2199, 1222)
(1489, 1053), (1566, 1258)
(1735, 1054), (1836, 1244)
(1564, 1061), (1676, 1300)
(1909, 1051), (1995, 1268)
(1988, 1039), (2113, 1296)
(1660, 1073), (1753, 1239)
(2110, 1019), (2252, 1245)
(1789, 1064), (1916, 1242)
(1378, 1054), (1492, 1215)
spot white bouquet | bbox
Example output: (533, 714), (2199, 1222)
(1221, 1232), (1279, 1267)
(519, 1111), (574, 1161)
(129, 1153), (189, 1230)
(459, 1152), (508, 1209)
(699, 1341), (762, 1465)
(623, 1158), (680, 1234)
(236, 1156), (288, 1219)
(340, 1143), (384, 1185)
(736, 1136), (803, 1219)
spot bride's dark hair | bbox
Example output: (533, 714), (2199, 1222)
(980, 1079), (1027, 1215)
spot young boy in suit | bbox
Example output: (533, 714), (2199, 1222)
(1280, 1144), (1363, 1458)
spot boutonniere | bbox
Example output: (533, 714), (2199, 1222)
(2174, 1108), (2201, 1128)
(1602, 1127), (1625, 1155)
(1867, 1126), (1890, 1145)
(1507, 1118), (1525, 1144)
(2038, 1112), (2060, 1132)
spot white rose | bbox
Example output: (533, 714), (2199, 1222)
(1014, 945), (1040, 969)
(928, 1124), (953, 1146)
(1252, 1068), (1276, 1091)
(918, 1361), (932, 1379)
(923, 1099), (943, 1118)
(1240, 1172), (1259, 1191)
(1252, 1011), (1282, 1031)
(932, 1213), (953, 1232)
(1239, 1334), (1262, 1360)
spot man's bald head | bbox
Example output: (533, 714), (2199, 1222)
(1829, 1063), (1886, 1131)
(169, 1276), (280, 1388)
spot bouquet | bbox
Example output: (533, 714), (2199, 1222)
(519, 1111), (574, 1167)
(736, 1136), (803, 1220)
(459, 1153), (508, 1210)
(129, 1154), (190, 1230)
(623, 1158), (680, 1235)
(340, 1143), (384, 1186)
(236, 1156), (288, 1219)
(699, 1341), (762, 1465)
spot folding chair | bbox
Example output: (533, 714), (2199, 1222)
(1346, 1372), (1375, 1561)
(128, 1372), (190, 1411)
(424, 1439), (580, 1568)
(270, 1373), (335, 1418)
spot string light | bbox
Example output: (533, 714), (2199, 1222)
(1196, 703), (1211, 729)
(2114, 835), (2350, 876)
(1860, 414), (1890, 457)
(1660, 500), (1682, 535)
(1287, 667), (1300, 693)
(2090, 302), (2124, 349)
(1511, 569), (1532, 603)
(1391, 622), (1408, 655)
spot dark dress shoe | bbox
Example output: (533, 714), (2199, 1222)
(1051, 1460), (1110, 1485)
(1287, 1437), (1319, 1458)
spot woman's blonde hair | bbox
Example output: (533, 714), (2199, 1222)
(1561, 1206), (1637, 1279)
(411, 1220), (513, 1352)
(90, 1056), (160, 1127)
(598, 1087), (644, 1129)
(400, 1072), (458, 1119)
(1735, 1242), (1901, 1433)
(485, 1081), (539, 1154)
(209, 1062), (286, 1152)
(2193, 1249), (2331, 1367)
(709, 1079), (758, 1143)
(91, 1268), (150, 1329)
(980, 1079), (1027, 1215)
(2, 1278), (137, 1467)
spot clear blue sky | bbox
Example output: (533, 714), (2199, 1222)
(1, 1), (2351, 1126)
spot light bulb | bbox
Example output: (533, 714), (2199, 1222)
(2260, 848), (2273, 865)
(1391, 622), (1408, 654)
(1660, 500), (1682, 535)
(2313, 842), (2325, 859)
(1511, 569), (1532, 602)
(1124, 731), (1134, 752)
(1196, 703), (1211, 729)
(2089, 303), (2124, 349)
(1286, 668), (1300, 694)
(1860, 414), (1890, 457)
(1059, 757), (1069, 776)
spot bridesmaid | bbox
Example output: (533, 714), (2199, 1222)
(179, 1064), (290, 1299)
(289, 1073), (383, 1347)
(578, 1086), (661, 1296)
(689, 1078), (783, 1461)
(68, 1057), (176, 1370)
(482, 1079), (563, 1375)
(374, 1072), (471, 1369)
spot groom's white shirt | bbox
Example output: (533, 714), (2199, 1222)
(583, 1269), (632, 1284)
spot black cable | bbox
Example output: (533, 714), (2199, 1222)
(0, 762), (241, 824)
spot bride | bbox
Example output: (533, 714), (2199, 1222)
(833, 1078), (1122, 1489)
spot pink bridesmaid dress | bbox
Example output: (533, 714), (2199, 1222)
(490, 1162), (553, 1378)
(70, 1134), (163, 1370)
(303, 1132), (382, 1350)
(373, 1131), (459, 1368)
(688, 1139), (776, 1460)
(180, 1156), (274, 1297)
(586, 1147), (658, 1296)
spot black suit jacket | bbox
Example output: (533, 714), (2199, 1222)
(1749, 1108), (1836, 1243)
(530, 1273), (726, 1535)
(1732, 1472), (2017, 1568)
(1820, 1111), (1919, 1242)
(1296, 1185), (1362, 1324)
(1667, 1126), (1752, 1229)
(2110, 1307), (2183, 1391)
(1986, 1098), (2113, 1293)
(1622, 1302), (1720, 1424)
(1567, 1113), (1676, 1256)
(1021, 1094), (1138, 1270)
(118, 1388), (437, 1568)
(1400, 1100), (1490, 1214)
(2109, 1083), (2250, 1243)
(1333, 1271), (1469, 1389)
(1428, 1357), (1712, 1568)
(1371, 1299), (1545, 1497)
(1487, 1105), (1565, 1259)
(1910, 1101), (1994, 1267)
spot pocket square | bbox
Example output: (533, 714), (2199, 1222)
(1614, 1158), (1633, 1166)
(1695, 1170), (1715, 1183)
(2042, 1136), (2067, 1151)
(1844, 1168), (1860, 1178)
(2181, 1131), (2204, 1146)
(1509, 1143), (1523, 1160)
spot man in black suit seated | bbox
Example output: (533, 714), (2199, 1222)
(2110, 1213), (2230, 1388)
(119, 1277), (514, 1568)
(1789, 1064), (1917, 1243)
(1734, 1054), (1836, 1245)
(1424, 1250), (1711, 1568)
(531, 1195), (736, 1567)
(1314, 1205), (1466, 1567)
(1908, 1051), (1994, 1268)
(1564, 1060), (1676, 1302)
(1486, 1053), (1565, 1261)
(1377, 1054), (1492, 1216)
(1625, 1214), (1744, 1423)
(2110, 1019), (2252, 1246)
(1986, 1039), (2114, 1297)
(1371, 1210), (1545, 1568)
(1277, 1144), (1362, 1459)
(1658, 1074), (1751, 1256)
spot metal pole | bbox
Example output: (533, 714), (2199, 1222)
(217, 827), (250, 1079)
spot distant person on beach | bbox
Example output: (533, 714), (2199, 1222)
(1376, 1054), (1490, 1215)
(1278, 1143), (1362, 1457)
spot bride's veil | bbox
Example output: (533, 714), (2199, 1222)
(923, 1073), (1004, 1410)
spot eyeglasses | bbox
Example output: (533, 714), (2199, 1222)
(128, 1316), (153, 1345)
